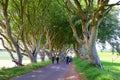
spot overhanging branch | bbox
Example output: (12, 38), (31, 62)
(106, 1), (120, 6)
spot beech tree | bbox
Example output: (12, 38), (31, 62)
(0, 0), (71, 64)
(1, 0), (120, 67)
(0, 0), (23, 66)
(63, 0), (120, 68)
(0, 0), (52, 65)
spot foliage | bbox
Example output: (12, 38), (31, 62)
(98, 9), (120, 54)
(0, 0), (120, 66)
(46, 0), (74, 50)
(0, 60), (50, 80)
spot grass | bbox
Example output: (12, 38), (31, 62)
(73, 52), (120, 80)
(0, 60), (51, 80)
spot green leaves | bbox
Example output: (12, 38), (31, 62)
(98, 8), (120, 54)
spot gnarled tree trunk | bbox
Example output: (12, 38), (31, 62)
(2, 0), (23, 66)
(82, 23), (102, 68)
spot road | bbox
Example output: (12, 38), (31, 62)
(11, 62), (70, 80)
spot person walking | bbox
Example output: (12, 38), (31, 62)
(66, 56), (69, 64)
(52, 56), (55, 64)
(56, 55), (59, 64)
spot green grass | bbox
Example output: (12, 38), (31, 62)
(99, 52), (120, 62)
(0, 60), (51, 80)
(73, 52), (120, 80)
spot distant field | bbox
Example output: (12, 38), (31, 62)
(99, 52), (120, 77)
(0, 50), (29, 60)
(0, 50), (12, 60)
(0, 50), (71, 67)
(0, 51), (30, 68)
(98, 51), (120, 63)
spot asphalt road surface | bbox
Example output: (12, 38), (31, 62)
(11, 62), (70, 80)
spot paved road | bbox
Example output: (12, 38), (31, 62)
(11, 62), (70, 80)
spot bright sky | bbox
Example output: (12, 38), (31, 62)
(109, 0), (120, 8)
(109, 0), (120, 4)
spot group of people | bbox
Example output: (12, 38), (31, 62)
(51, 55), (59, 64)
(65, 55), (72, 64)
(51, 54), (72, 64)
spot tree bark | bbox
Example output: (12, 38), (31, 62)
(86, 24), (102, 68)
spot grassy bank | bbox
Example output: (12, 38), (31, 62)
(73, 52), (120, 80)
(0, 60), (50, 80)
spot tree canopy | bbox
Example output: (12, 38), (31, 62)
(0, 0), (120, 66)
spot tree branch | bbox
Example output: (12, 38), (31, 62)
(106, 1), (120, 6)
(0, 33), (14, 50)
(68, 14), (84, 45)
(73, 0), (84, 20)
(0, 37), (16, 60)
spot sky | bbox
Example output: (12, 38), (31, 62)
(109, 0), (120, 8)
(109, 0), (120, 4)
(0, 0), (120, 49)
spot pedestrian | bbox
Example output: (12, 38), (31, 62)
(56, 55), (59, 64)
(52, 56), (55, 64)
(66, 56), (69, 64)
(69, 56), (72, 63)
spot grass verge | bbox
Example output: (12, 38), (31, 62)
(0, 60), (51, 80)
(73, 57), (120, 80)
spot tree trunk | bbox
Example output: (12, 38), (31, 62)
(2, 0), (23, 66)
(30, 48), (38, 63)
(47, 49), (53, 59)
(40, 51), (45, 62)
(29, 55), (37, 62)
(7, 31), (23, 66)
(81, 45), (88, 60)
(87, 25), (102, 68)
(88, 45), (102, 68)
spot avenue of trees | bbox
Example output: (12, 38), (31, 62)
(0, 0), (120, 68)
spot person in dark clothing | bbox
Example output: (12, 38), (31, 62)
(56, 56), (59, 64)
(69, 56), (72, 63)
(52, 56), (55, 64)
(66, 56), (69, 64)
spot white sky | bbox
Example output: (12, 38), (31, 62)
(109, 0), (120, 8)
(109, 0), (120, 4)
